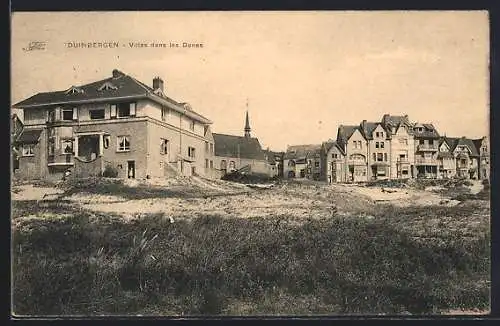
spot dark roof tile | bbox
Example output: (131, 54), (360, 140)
(213, 133), (266, 160)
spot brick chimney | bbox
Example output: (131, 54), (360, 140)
(112, 69), (124, 78)
(153, 76), (164, 92)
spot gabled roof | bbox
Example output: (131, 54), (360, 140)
(337, 125), (363, 143)
(16, 128), (43, 144)
(360, 121), (390, 139)
(413, 123), (440, 138)
(381, 114), (410, 127)
(443, 136), (479, 157)
(213, 133), (266, 160)
(322, 140), (346, 156)
(13, 69), (212, 124)
(284, 144), (321, 160)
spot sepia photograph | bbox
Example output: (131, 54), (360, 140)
(10, 11), (490, 316)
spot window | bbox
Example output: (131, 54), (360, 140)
(229, 160), (236, 170)
(399, 154), (406, 160)
(429, 139), (434, 145)
(420, 139), (425, 145)
(62, 109), (74, 121)
(118, 103), (130, 117)
(117, 136), (130, 151)
(161, 139), (169, 155)
(375, 132), (379, 137)
(353, 140), (362, 149)
(205, 141), (209, 153)
(189, 120), (195, 132)
(62, 140), (73, 154)
(47, 109), (56, 123)
(377, 153), (383, 162)
(188, 146), (196, 158)
(90, 109), (105, 120)
(350, 154), (365, 161)
(161, 107), (170, 121)
(375, 142), (379, 149)
(210, 143), (214, 154)
(384, 153), (388, 161)
(205, 159), (209, 168)
(380, 142), (385, 149)
(402, 170), (409, 175)
(221, 160), (227, 170)
(332, 153), (338, 159)
(314, 162), (320, 168)
(103, 136), (110, 149)
(210, 160), (213, 169)
(22, 144), (34, 156)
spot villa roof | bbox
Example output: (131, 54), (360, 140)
(16, 128), (43, 144)
(13, 69), (212, 124)
(284, 144), (321, 160)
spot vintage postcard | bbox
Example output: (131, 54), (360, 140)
(10, 11), (490, 317)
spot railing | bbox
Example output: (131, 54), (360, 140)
(417, 144), (438, 151)
(415, 158), (438, 165)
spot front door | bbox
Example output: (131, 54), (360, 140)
(127, 160), (135, 179)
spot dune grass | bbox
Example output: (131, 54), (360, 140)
(11, 197), (490, 316)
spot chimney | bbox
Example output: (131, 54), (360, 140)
(361, 120), (367, 131)
(153, 76), (164, 92)
(112, 69), (123, 78)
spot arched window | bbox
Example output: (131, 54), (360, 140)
(221, 160), (227, 170)
(229, 161), (236, 170)
(288, 160), (296, 167)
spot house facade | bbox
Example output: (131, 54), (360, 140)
(336, 126), (369, 182)
(381, 114), (415, 179)
(474, 136), (489, 180)
(283, 144), (321, 179)
(413, 123), (441, 179)
(437, 138), (457, 179)
(321, 140), (347, 183)
(13, 69), (215, 181)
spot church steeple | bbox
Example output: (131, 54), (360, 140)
(244, 110), (251, 138)
(244, 98), (251, 138)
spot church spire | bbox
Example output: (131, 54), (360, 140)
(244, 99), (251, 138)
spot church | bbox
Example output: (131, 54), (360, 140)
(212, 112), (274, 178)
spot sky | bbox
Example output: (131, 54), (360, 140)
(11, 11), (489, 151)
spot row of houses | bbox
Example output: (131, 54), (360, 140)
(283, 115), (490, 182)
(10, 69), (488, 184)
(11, 69), (278, 181)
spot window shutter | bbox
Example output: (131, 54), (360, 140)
(46, 110), (50, 122)
(110, 104), (117, 118)
(55, 107), (61, 121)
(72, 107), (78, 120)
(160, 141), (164, 154)
(130, 103), (136, 116)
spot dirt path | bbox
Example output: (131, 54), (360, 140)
(11, 184), (65, 201)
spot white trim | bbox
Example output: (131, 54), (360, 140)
(75, 131), (107, 136)
(48, 162), (74, 167)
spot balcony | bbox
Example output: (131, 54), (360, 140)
(47, 154), (74, 167)
(417, 143), (438, 151)
(416, 158), (438, 165)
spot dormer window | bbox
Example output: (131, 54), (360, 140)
(98, 82), (118, 91)
(65, 86), (84, 95)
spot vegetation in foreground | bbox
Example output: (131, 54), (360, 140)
(11, 193), (490, 316)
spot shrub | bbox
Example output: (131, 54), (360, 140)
(102, 165), (119, 178)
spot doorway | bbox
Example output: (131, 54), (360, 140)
(127, 160), (135, 179)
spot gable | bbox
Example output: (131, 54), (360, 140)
(439, 141), (450, 152)
(348, 128), (365, 142)
(204, 125), (214, 142)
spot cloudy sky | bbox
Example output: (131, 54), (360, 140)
(11, 11), (489, 151)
